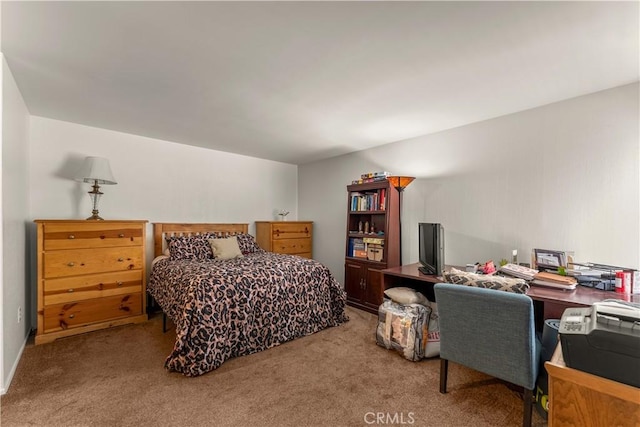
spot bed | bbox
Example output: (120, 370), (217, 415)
(148, 222), (348, 376)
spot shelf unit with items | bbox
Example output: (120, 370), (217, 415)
(567, 262), (638, 294)
(344, 180), (400, 314)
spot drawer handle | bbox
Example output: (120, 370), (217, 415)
(117, 258), (124, 262)
(69, 314), (75, 319)
(67, 288), (74, 293)
(67, 262), (75, 267)
(117, 281), (123, 287)
(118, 233), (125, 238)
(68, 234), (75, 240)
(100, 235), (106, 239)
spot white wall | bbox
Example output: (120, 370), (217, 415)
(28, 116), (299, 320)
(300, 83), (640, 284)
(29, 117), (299, 227)
(1, 55), (30, 394)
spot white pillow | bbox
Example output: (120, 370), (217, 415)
(384, 287), (429, 306)
(209, 236), (243, 260)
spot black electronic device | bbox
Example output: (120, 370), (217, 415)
(418, 223), (444, 276)
(559, 301), (640, 388)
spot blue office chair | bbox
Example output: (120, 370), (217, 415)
(434, 283), (541, 427)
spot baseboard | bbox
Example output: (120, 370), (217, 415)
(1, 332), (29, 395)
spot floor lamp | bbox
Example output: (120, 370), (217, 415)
(388, 176), (415, 265)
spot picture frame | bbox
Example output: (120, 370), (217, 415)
(533, 249), (567, 269)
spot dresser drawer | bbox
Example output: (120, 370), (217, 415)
(42, 222), (144, 251)
(43, 270), (143, 305)
(271, 238), (312, 254)
(43, 293), (143, 333)
(271, 223), (312, 240)
(44, 246), (143, 279)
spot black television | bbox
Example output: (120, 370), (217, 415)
(418, 223), (444, 276)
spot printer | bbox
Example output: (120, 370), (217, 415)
(559, 300), (640, 388)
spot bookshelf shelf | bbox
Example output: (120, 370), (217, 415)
(348, 210), (386, 214)
(344, 180), (400, 314)
(345, 256), (387, 265)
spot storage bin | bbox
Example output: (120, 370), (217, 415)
(376, 299), (431, 361)
(367, 243), (383, 261)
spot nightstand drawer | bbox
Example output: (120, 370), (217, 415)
(271, 223), (312, 240)
(271, 238), (311, 254)
(43, 270), (143, 305)
(44, 246), (143, 278)
(43, 293), (143, 333)
(43, 222), (143, 251)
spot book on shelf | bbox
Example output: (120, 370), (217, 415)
(352, 177), (388, 185)
(350, 190), (385, 211)
(363, 237), (384, 245)
(349, 237), (366, 258)
(353, 249), (368, 258)
(360, 171), (391, 179)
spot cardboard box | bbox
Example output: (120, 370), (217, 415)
(367, 244), (383, 262)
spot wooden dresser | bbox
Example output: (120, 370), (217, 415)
(545, 343), (640, 426)
(255, 221), (313, 258)
(34, 220), (148, 345)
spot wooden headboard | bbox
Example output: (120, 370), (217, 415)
(153, 223), (249, 257)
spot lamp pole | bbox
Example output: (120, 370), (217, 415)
(388, 176), (415, 266)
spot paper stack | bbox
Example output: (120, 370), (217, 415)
(499, 263), (538, 281)
(531, 272), (578, 290)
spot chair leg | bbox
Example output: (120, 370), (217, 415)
(439, 358), (448, 394)
(523, 387), (533, 427)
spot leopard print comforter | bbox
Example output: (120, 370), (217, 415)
(148, 252), (348, 376)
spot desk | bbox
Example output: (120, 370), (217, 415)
(381, 263), (640, 322)
(381, 263), (442, 301)
(545, 344), (640, 426)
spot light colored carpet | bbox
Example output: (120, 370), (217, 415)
(1, 307), (546, 426)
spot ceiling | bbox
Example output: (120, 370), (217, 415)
(2, 1), (638, 165)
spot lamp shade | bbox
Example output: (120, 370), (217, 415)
(387, 176), (415, 191)
(75, 157), (117, 185)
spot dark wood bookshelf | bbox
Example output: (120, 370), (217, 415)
(344, 179), (400, 314)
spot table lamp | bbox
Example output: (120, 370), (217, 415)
(75, 156), (117, 220)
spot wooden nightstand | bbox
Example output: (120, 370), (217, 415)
(34, 220), (148, 344)
(255, 221), (313, 258)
